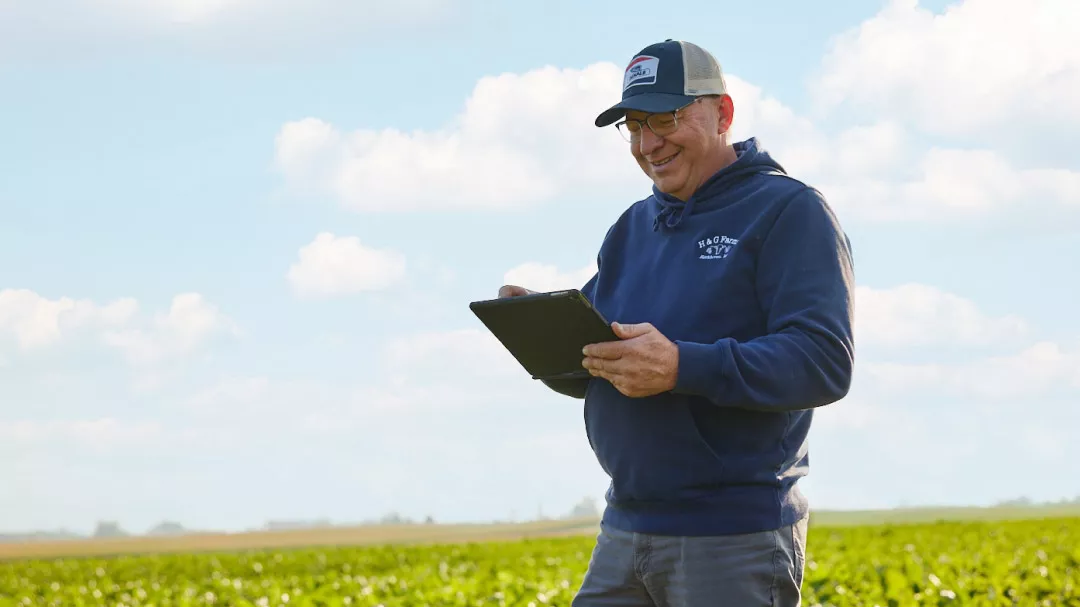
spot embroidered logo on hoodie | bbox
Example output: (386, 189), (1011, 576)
(698, 235), (739, 259)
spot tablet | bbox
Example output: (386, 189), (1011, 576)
(469, 289), (618, 381)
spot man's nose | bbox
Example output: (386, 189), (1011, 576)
(638, 127), (663, 154)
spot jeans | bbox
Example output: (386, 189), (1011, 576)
(572, 516), (808, 606)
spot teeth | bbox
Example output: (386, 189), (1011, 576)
(653, 153), (677, 167)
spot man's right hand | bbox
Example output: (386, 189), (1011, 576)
(498, 285), (534, 298)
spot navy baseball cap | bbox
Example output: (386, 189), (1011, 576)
(594, 39), (728, 127)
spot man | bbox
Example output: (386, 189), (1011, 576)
(499, 40), (854, 606)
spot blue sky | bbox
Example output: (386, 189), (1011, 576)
(2, 0), (1079, 534)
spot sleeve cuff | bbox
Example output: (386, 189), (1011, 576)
(673, 338), (732, 400)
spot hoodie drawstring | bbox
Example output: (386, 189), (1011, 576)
(652, 196), (698, 231)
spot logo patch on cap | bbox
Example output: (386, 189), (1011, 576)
(623, 55), (659, 90)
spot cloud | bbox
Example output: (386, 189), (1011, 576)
(821, 147), (1080, 223)
(855, 283), (1029, 347)
(274, 63), (647, 212)
(356, 327), (528, 414)
(99, 293), (237, 366)
(187, 375), (270, 411)
(502, 261), (597, 293)
(383, 328), (516, 375)
(0, 0), (453, 61)
(275, 61), (1080, 226)
(0, 288), (234, 367)
(270, 65), (842, 214)
(0, 289), (234, 365)
(812, 0), (1080, 136)
(724, 75), (1080, 224)
(0, 289), (138, 350)
(862, 340), (1080, 401)
(0, 418), (163, 452)
(271, 67), (839, 215)
(287, 232), (407, 299)
(805, 384), (1079, 510)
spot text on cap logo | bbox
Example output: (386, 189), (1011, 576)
(623, 56), (659, 90)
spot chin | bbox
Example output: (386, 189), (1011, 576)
(651, 176), (684, 196)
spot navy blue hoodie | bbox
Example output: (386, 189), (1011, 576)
(548, 138), (855, 536)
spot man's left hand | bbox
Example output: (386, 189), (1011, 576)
(582, 322), (679, 397)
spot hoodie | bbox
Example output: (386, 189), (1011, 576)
(550, 138), (855, 536)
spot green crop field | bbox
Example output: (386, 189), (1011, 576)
(2, 517), (1078, 606)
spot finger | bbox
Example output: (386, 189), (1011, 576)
(583, 355), (617, 371)
(582, 341), (624, 359)
(589, 367), (620, 384)
(583, 356), (608, 372)
(584, 356), (633, 378)
(498, 285), (526, 298)
(612, 322), (654, 340)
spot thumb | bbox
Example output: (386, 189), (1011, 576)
(613, 322), (652, 339)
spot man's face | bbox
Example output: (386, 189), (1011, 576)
(625, 95), (732, 200)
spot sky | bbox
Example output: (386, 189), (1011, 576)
(2, 0), (1079, 535)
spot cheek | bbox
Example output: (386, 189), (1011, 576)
(665, 129), (699, 149)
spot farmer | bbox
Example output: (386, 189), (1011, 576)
(499, 39), (855, 605)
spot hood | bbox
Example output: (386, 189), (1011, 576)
(651, 137), (786, 231)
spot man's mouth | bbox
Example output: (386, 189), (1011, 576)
(651, 151), (680, 168)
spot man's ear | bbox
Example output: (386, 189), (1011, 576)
(717, 94), (735, 134)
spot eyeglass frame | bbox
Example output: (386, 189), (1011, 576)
(613, 97), (704, 142)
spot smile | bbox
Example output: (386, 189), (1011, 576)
(651, 151), (679, 167)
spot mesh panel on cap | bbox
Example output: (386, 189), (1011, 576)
(679, 41), (726, 96)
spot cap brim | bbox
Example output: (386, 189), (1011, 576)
(594, 92), (697, 127)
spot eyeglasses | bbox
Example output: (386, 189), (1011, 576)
(614, 98), (699, 143)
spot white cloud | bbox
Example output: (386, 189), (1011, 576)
(725, 75), (1080, 223)
(187, 375), (270, 410)
(0, 289), (234, 366)
(275, 61), (1080, 225)
(360, 328), (526, 413)
(100, 293), (237, 366)
(855, 283), (1029, 347)
(270, 68), (842, 215)
(0, 0), (452, 60)
(384, 328), (514, 374)
(812, 0), (1080, 136)
(502, 261), (597, 293)
(0, 289), (137, 350)
(287, 232), (407, 299)
(345, 321), (596, 417)
(274, 63), (647, 212)
(862, 340), (1080, 401)
(0, 418), (163, 452)
(821, 147), (1080, 222)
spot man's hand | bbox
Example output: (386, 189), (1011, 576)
(582, 322), (679, 397)
(498, 284), (534, 298)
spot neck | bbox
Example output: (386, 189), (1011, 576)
(708, 143), (738, 175)
(671, 142), (738, 201)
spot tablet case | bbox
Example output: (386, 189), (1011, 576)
(469, 289), (617, 380)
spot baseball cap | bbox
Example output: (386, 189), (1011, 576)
(594, 39), (728, 128)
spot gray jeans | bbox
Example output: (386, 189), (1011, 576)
(572, 516), (808, 607)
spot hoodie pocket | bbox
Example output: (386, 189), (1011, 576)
(686, 405), (728, 481)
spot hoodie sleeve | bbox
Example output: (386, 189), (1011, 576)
(672, 187), (855, 411)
